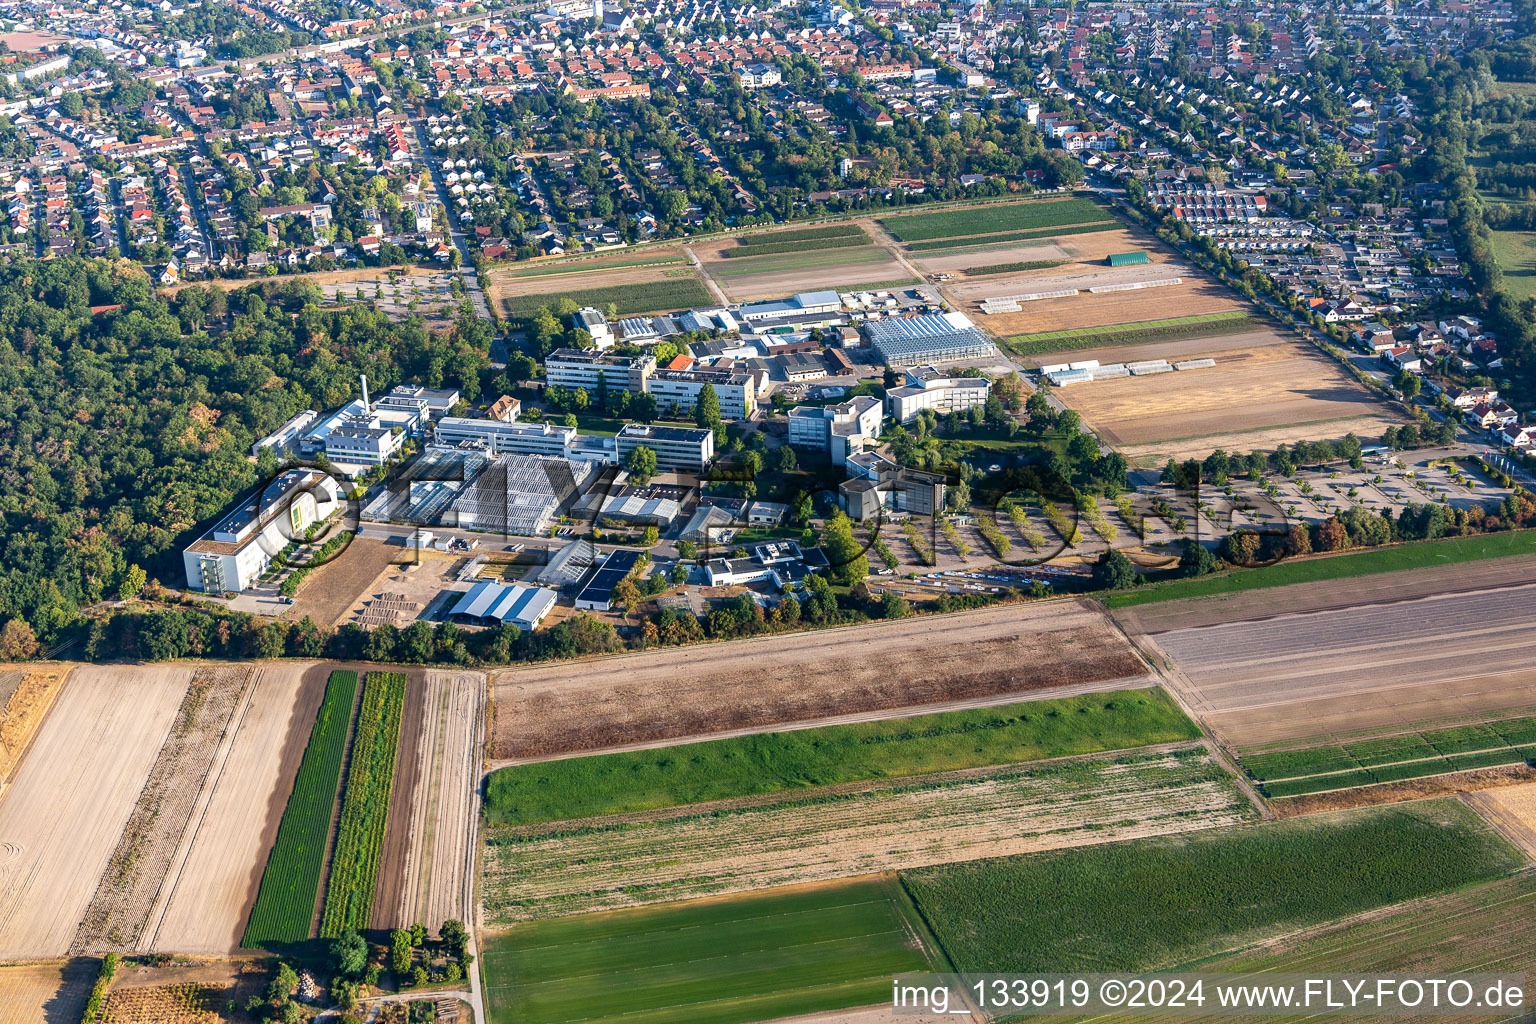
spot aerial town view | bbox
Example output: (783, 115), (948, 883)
(3, 0), (1536, 1018)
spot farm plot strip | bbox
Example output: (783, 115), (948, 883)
(481, 875), (935, 1024)
(500, 278), (712, 320)
(483, 688), (1196, 826)
(481, 745), (1253, 923)
(882, 197), (1112, 242)
(71, 666), (252, 955)
(903, 221), (1119, 252)
(321, 671), (406, 937)
(242, 669), (359, 947)
(1240, 713), (1536, 798)
(900, 799), (1523, 974)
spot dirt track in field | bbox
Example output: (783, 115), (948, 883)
(490, 600), (1149, 759)
(72, 666), (253, 955)
(0, 666), (190, 960)
(142, 663), (325, 954)
(371, 670), (426, 929)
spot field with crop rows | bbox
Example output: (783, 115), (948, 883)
(883, 198), (1111, 242)
(1240, 714), (1536, 798)
(242, 669), (359, 947)
(483, 689), (1197, 826)
(724, 223), (868, 258)
(482, 747), (1253, 922)
(901, 800), (1521, 974)
(321, 671), (406, 937)
(481, 876), (936, 1024)
(965, 259), (1068, 276)
(96, 983), (229, 1024)
(904, 221), (1118, 253)
(501, 278), (712, 320)
(1007, 311), (1257, 356)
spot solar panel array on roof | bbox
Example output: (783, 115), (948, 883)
(574, 548), (641, 610)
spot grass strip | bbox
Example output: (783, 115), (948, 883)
(1104, 529), (1536, 608)
(243, 670), (359, 947)
(319, 670), (406, 937)
(502, 278), (712, 320)
(883, 197), (1111, 242)
(962, 259), (1068, 275)
(483, 688), (1198, 826)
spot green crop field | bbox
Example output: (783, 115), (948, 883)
(482, 688), (1198, 826)
(711, 246), (890, 278)
(1238, 712), (1536, 798)
(501, 278), (712, 320)
(481, 876), (936, 1024)
(1490, 229), (1536, 301)
(904, 221), (1119, 253)
(243, 670), (359, 947)
(1006, 311), (1257, 356)
(962, 259), (1068, 276)
(501, 255), (687, 278)
(725, 224), (869, 258)
(901, 800), (1522, 974)
(320, 671), (407, 937)
(882, 197), (1111, 242)
(1103, 529), (1536, 608)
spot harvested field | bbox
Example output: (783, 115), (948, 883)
(73, 666), (254, 955)
(481, 746), (1254, 922)
(0, 663), (71, 782)
(1150, 582), (1536, 750)
(383, 671), (483, 930)
(370, 672), (425, 929)
(0, 665), (191, 960)
(949, 267), (1239, 339)
(0, 961), (95, 1024)
(1467, 780), (1536, 858)
(1058, 335), (1397, 456)
(916, 242), (1069, 275)
(489, 600), (1150, 759)
(284, 537), (403, 628)
(144, 663), (325, 954)
(713, 252), (915, 302)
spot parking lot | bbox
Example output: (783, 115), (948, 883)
(319, 271), (466, 321)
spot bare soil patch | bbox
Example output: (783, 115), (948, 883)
(0, 666), (190, 959)
(490, 600), (1149, 759)
(391, 671), (483, 929)
(483, 262), (693, 308)
(285, 537), (405, 628)
(481, 746), (1251, 922)
(916, 242), (1069, 275)
(0, 961), (94, 1024)
(145, 663), (324, 954)
(1272, 765), (1536, 818)
(1060, 337), (1397, 455)
(1014, 328), (1282, 369)
(0, 664), (71, 783)
(73, 666), (254, 954)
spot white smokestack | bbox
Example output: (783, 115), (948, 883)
(360, 373), (370, 411)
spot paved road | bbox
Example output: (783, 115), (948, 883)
(410, 115), (493, 322)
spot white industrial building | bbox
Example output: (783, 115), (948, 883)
(183, 469), (344, 593)
(787, 395), (882, 465)
(615, 423), (715, 473)
(544, 348), (655, 394)
(885, 366), (992, 423)
(448, 580), (557, 630)
(647, 367), (757, 420)
(251, 410), (319, 458)
(434, 419), (578, 457)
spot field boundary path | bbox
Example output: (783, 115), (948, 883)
(684, 245), (728, 305)
(136, 667), (263, 952)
